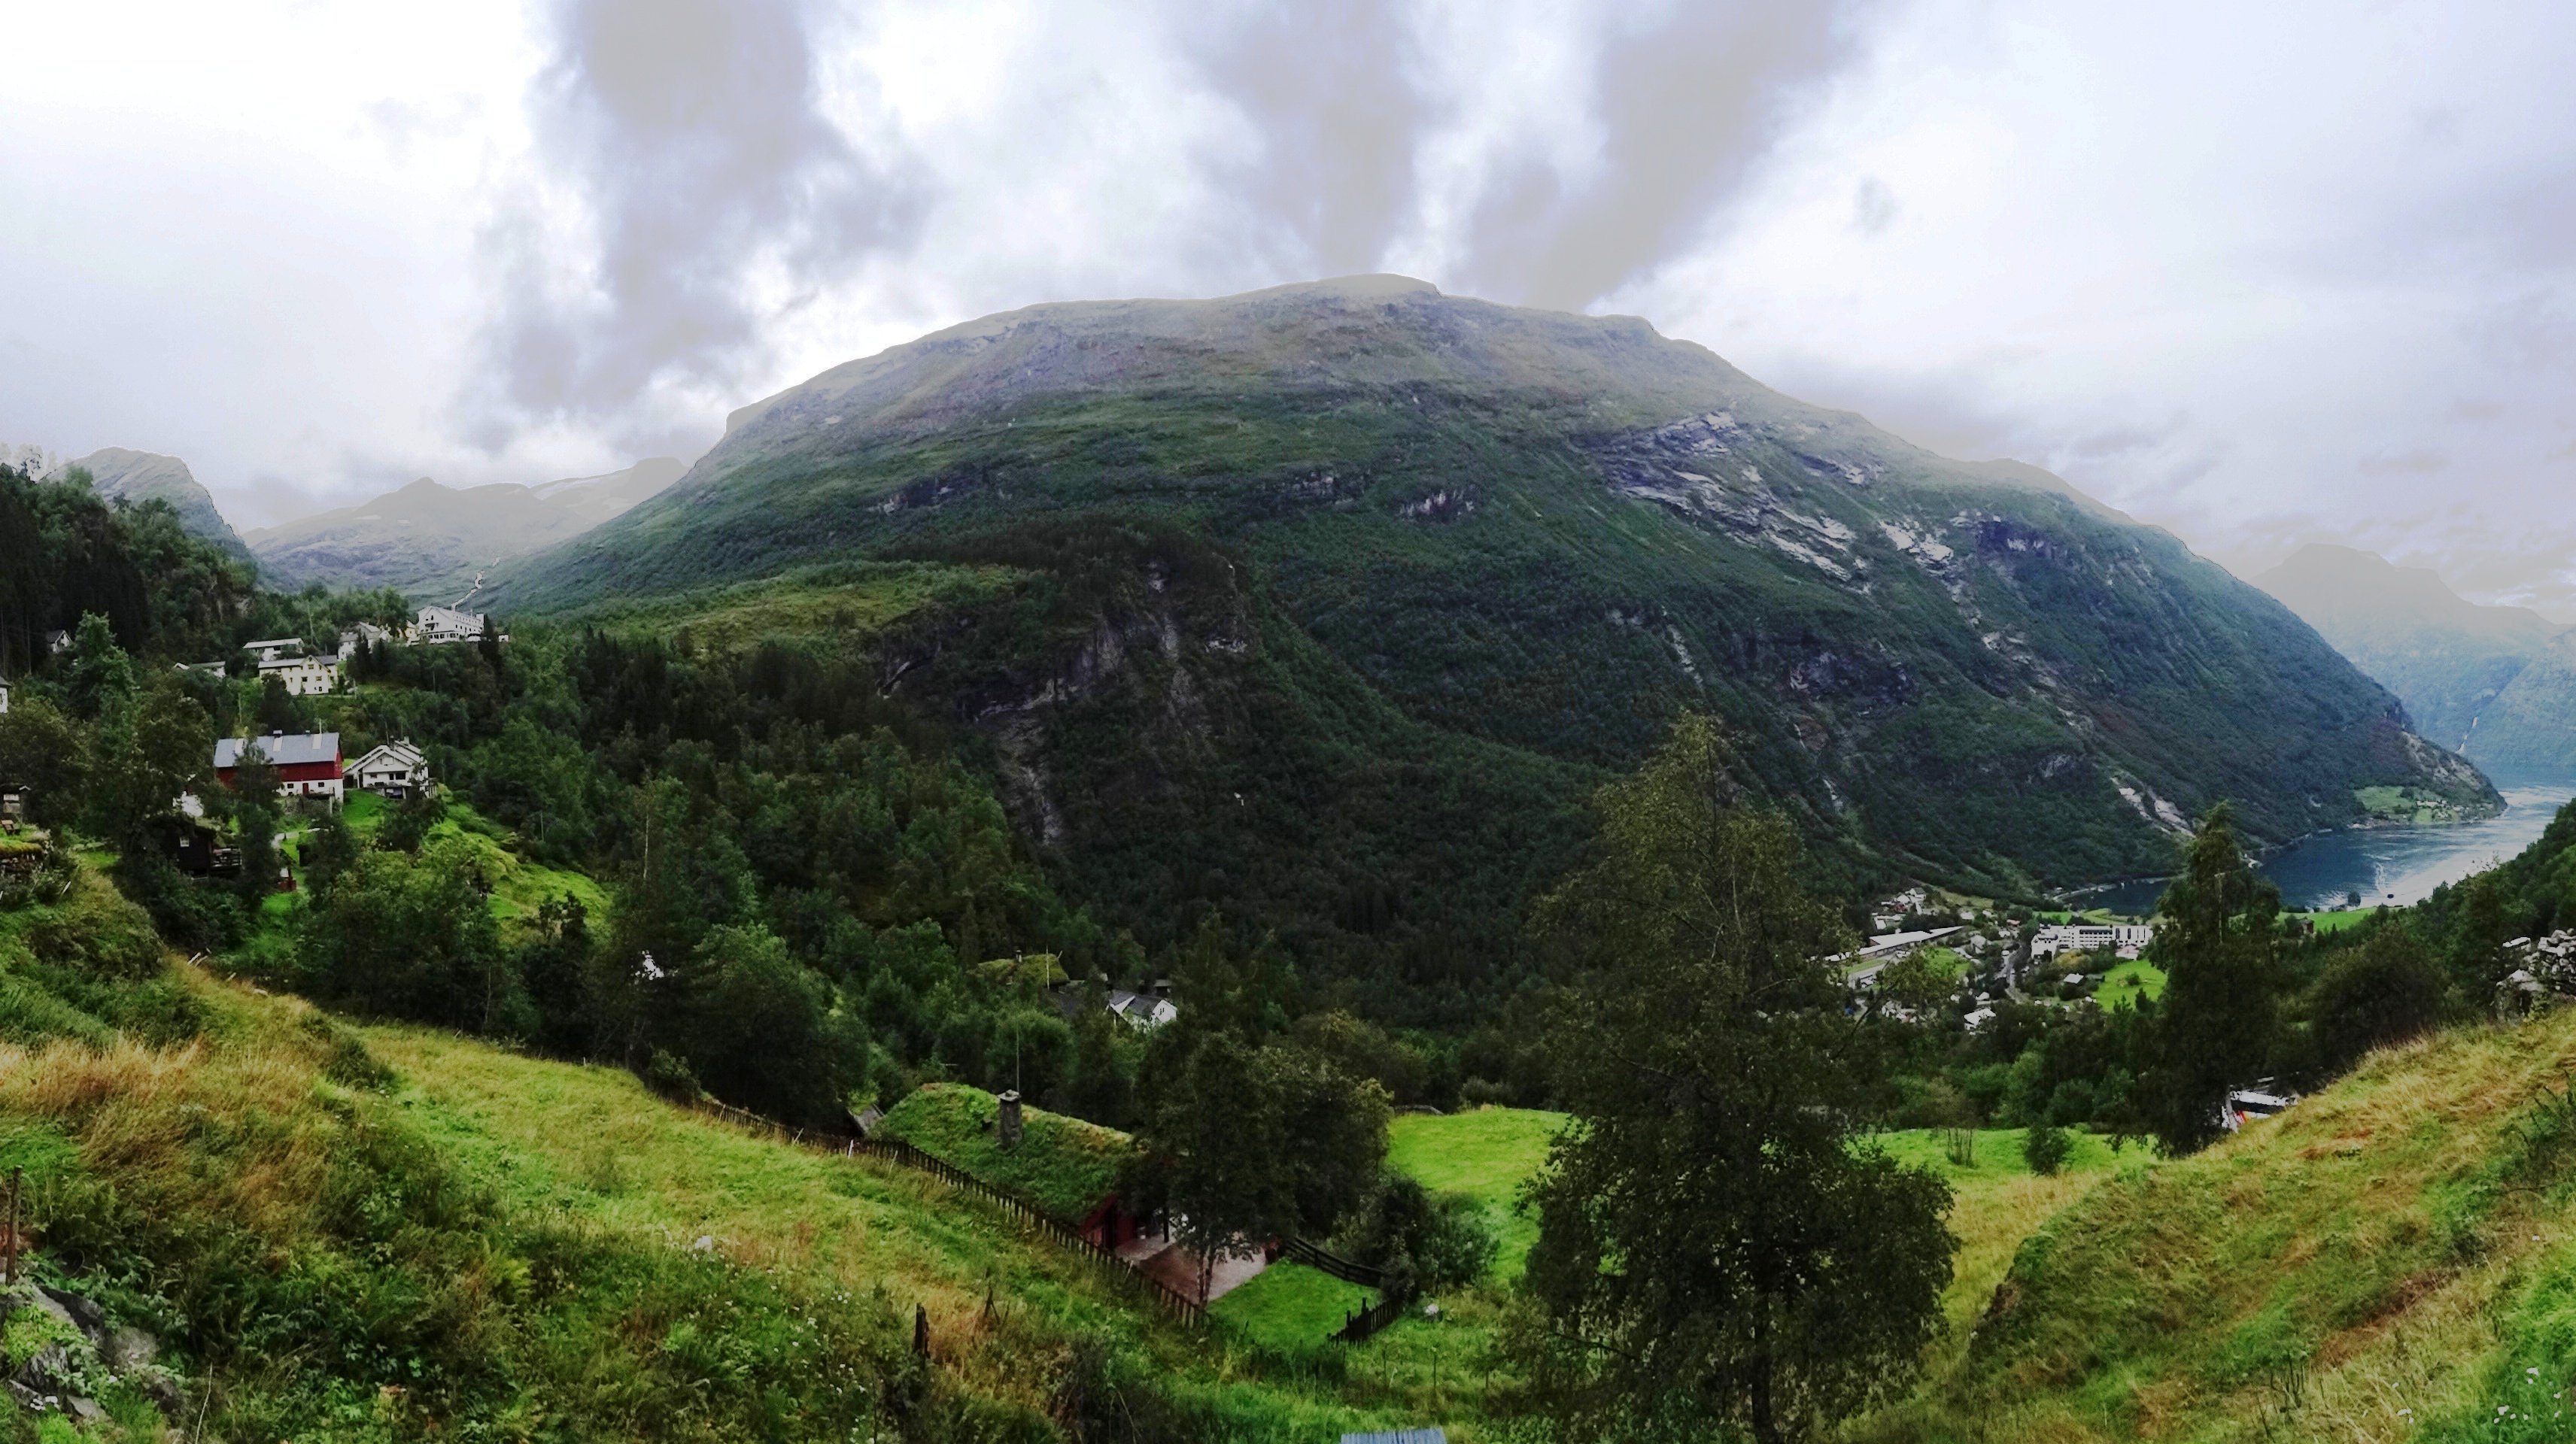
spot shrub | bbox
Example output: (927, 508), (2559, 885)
(643, 1048), (702, 1103)
(2025, 1123), (2074, 1176)
(1341, 1172), (1499, 1292)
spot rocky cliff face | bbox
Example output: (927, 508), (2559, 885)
(488, 278), (2491, 968)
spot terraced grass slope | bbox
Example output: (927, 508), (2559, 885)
(487, 277), (2489, 999)
(1867, 1005), (2576, 1442)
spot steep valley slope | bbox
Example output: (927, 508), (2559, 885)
(2259, 542), (2576, 775)
(44, 446), (251, 560)
(488, 276), (2490, 994)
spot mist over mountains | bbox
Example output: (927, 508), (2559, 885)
(2257, 543), (2576, 774)
(243, 457), (685, 598)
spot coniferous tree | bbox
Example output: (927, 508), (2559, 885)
(1519, 714), (1953, 1444)
(2131, 804), (2286, 1154)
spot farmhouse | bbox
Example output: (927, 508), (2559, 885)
(873, 1084), (1154, 1248)
(344, 740), (430, 799)
(214, 732), (345, 807)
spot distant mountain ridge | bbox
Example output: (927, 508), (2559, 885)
(44, 447), (251, 560)
(247, 457), (683, 599)
(485, 276), (2491, 966)
(2256, 544), (2576, 772)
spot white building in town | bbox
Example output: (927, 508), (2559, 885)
(415, 605), (485, 645)
(257, 652), (341, 696)
(2028, 922), (2155, 961)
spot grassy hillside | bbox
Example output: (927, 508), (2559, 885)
(485, 278), (2490, 998)
(1867, 1005), (2576, 1442)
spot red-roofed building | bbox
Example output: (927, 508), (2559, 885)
(214, 733), (344, 808)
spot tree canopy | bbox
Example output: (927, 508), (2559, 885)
(1520, 713), (1954, 1443)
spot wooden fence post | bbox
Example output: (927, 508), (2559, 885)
(4, 1165), (18, 1286)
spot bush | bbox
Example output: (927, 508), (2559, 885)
(1341, 1172), (1499, 1292)
(303, 1013), (396, 1091)
(643, 1048), (702, 1103)
(2024, 1123), (2074, 1176)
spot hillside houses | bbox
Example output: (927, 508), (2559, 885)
(258, 651), (342, 696)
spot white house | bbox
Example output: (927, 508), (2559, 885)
(415, 605), (485, 645)
(0, 675), (10, 715)
(344, 740), (430, 799)
(338, 621), (393, 658)
(1106, 988), (1179, 1030)
(258, 653), (341, 696)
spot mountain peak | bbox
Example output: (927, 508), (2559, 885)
(44, 446), (251, 560)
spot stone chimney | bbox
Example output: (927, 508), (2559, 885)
(997, 1090), (1023, 1151)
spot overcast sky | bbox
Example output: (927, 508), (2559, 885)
(7, 2), (2575, 614)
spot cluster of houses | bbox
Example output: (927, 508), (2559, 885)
(2028, 922), (2155, 962)
(187, 605), (499, 697)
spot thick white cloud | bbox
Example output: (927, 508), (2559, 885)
(5, 0), (2573, 617)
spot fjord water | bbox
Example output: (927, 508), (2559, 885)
(2091, 772), (2576, 915)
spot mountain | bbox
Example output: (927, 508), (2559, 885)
(488, 276), (2491, 974)
(44, 446), (251, 560)
(247, 458), (682, 599)
(2256, 543), (2576, 772)
(529, 455), (689, 528)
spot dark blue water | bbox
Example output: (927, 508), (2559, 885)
(2082, 774), (2576, 917)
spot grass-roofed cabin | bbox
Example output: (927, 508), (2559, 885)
(873, 1083), (1150, 1247)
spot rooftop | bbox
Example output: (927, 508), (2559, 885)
(214, 732), (341, 769)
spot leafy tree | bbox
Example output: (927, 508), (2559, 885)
(676, 922), (867, 1127)
(300, 837), (509, 1030)
(90, 678), (212, 854)
(0, 693), (87, 827)
(2022, 1122), (2073, 1176)
(2310, 922), (2448, 1074)
(1123, 1019), (1390, 1301)
(2131, 804), (2286, 1155)
(254, 673), (306, 735)
(1520, 714), (1954, 1444)
(64, 611), (134, 720)
(224, 742), (287, 906)
(301, 806), (360, 896)
(1342, 1171), (1497, 1293)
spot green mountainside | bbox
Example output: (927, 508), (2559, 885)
(2257, 542), (2576, 773)
(489, 278), (2488, 965)
(44, 447), (251, 561)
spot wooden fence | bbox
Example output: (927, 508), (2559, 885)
(1333, 1287), (1416, 1343)
(1282, 1236), (1390, 1289)
(685, 1099), (1207, 1329)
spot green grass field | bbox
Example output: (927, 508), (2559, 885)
(549, 561), (1022, 652)
(1212, 1260), (1378, 1348)
(1387, 1107), (1566, 1281)
(2096, 958), (2167, 1009)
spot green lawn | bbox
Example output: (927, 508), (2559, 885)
(1869, 1125), (2129, 1182)
(2308, 908), (2376, 934)
(1387, 1107), (1567, 1281)
(2096, 958), (2167, 1010)
(1212, 1260), (1378, 1348)
(418, 801), (612, 931)
(341, 789), (386, 835)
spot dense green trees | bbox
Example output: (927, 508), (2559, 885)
(2310, 924), (2447, 1072)
(299, 839), (509, 1030)
(1520, 715), (1954, 1444)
